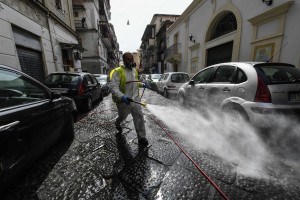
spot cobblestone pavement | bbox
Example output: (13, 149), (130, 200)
(1, 89), (300, 199)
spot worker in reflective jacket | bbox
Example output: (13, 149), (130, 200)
(109, 52), (148, 146)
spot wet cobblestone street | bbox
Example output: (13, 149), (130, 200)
(1, 89), (300, 200)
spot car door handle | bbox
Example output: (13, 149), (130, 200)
(0, 121), (20, 131)
(223, 87), (231, 92)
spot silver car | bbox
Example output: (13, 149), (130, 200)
(157, 72), (190, 98)
(93, 74), (110, 95)
(146, 74), (162, 91)
(177, 62), (300, 127)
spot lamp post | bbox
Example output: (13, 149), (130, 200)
(262, 0), (273, 6)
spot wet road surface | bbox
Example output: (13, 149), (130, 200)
(1, 89), (299, 199)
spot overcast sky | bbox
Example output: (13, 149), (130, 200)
(110, 0), (193, 53)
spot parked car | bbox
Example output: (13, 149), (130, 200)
(146, 74), (162, 91)
(157, 72), (190, 98)
(44, 72), (103, 111)
(93, 74), (110, 95)
(139, 74), (149, 83)
(177, 62), (300, 127)
(0, 64), (76, 194)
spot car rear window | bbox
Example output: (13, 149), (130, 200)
(151, 74), (161, 79)
(255, 64), (300, 84)
(45, 74), (79, 85)
(171, 74), (190, 83)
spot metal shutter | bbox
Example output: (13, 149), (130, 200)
(17, 46), (45, 82)
(207, 41), (233, 67)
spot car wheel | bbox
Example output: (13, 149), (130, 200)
(164, 88), (168, 98)
(223, 104), (249, 123)
(86, 97), (92, 111)
(62, 114), (74, 141)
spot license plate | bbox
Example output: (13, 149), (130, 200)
(290, 92), (300, 102)
(52, 88), (68, 94)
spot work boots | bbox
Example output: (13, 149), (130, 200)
(115, 126), (122, 137)
(138, 138), (148, 146)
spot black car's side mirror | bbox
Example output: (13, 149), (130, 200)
(51, 91), (61, 100)
(189, 80), (195, 85)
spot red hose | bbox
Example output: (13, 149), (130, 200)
(148, 115), (230, 200)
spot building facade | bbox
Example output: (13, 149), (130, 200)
(0, 0), (83, 82)
(166, 0), (300, 76)
(73, 0), (118, 75)
(140, 14), (179, 74)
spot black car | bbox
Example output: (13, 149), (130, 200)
(0, 64), (76, 194)
(44, 72), (103, 111)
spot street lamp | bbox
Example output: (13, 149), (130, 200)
(189, 34), (195, 43)
(262, 0), (273, 6)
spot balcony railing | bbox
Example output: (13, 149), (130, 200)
(75, 20), (86, 29)
(165, 43), (181, 58)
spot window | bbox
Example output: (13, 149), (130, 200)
(211, 65), (235, 83)
(86, 75), (93, 85)
(91, 75), (98, 84)
(163, 74), (169, 80)
(255, 64), (300, 84)
(236, 69), (247, 83)
(0, 69), (47, 109)
(74, 11), (78, 17)
(210, 12), (237, 41)
(193, 67), (215, 84)
(171, 74), (189, 83)
(55, 0), (62, 10)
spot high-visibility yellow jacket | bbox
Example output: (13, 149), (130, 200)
(109, 65), (140, 103)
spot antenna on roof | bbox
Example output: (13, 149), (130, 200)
(267, 42), (288, 63)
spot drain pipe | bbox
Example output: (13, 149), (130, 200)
(42, 0), (58, 72)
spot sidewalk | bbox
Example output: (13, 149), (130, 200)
(2, 89), (300, 199)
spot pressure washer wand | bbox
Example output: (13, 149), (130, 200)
(140, 87), (146, 100)
(128, 98), (147, 107)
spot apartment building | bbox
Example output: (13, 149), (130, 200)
(0, 0), (83, 82)
(73, 0), (118, 74)
(166, 0), (300, 75)
(140, 14), (179, 74)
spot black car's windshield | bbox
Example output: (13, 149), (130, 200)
(255, 65), (300, 84)
(45, 74), (79, 85)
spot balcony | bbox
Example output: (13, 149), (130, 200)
(75, 20), (87, 30)
(99, 0), (111, 21)
(165, 43), (181, 63)
(99, 21), (115, 50)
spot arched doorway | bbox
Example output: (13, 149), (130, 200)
(206, 12), (237, 66)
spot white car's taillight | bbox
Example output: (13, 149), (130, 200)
(255, 76), (271, 103)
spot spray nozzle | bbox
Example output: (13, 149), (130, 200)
(128, 98), (147, 107)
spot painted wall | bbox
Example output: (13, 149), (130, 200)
(0, 0), (81, 75)
(0, 1), (52, 73)
(167, 0), (300, 75)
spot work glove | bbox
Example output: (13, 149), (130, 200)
(121, 95), (131, 105)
